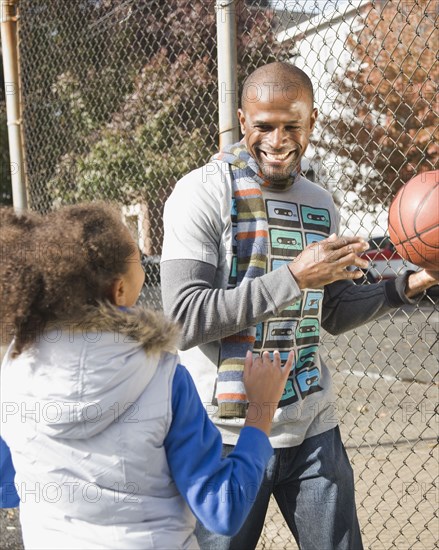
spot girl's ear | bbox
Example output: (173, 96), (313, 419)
(109, 278), (126, 306)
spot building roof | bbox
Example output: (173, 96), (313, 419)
(245, 1), (315, 33)
(277, 0), (372, 42)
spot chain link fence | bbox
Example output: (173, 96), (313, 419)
(3, 0), (438, 548)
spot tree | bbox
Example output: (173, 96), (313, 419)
(18, 0), (282, 219)
(319, 0), (438, 206)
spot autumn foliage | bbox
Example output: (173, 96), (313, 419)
(16, 0), (281, 212)
(320, 0), (438, 205)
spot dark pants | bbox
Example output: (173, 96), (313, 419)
(195, 426), (363, 550)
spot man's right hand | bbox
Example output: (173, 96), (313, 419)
(288, 233), (369, 289)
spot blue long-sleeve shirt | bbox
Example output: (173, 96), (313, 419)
(0, 436), (19, 508)
(164, 364), (273, 536)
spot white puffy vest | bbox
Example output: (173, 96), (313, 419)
(1, 332), (198, 549)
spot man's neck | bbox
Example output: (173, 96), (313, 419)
(263, 175), (299, 192)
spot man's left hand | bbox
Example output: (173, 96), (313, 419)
(405, 269), (439, 298)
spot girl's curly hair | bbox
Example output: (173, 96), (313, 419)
(1, 202), (137, 356)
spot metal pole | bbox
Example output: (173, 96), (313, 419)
(1, 0), (28, 210)
(216, 0), (239, 149)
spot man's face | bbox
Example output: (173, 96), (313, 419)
(238, 86), (317, 187)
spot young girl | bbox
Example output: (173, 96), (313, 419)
(0, 203), (292, 549)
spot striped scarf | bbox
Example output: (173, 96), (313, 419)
(211, 142), (270, 418)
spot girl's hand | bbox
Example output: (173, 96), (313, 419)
(243, 350), (294, 435)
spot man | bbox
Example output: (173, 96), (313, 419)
(160, 62), (438, 549)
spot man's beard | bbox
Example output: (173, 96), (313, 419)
(259, 159), (301, 189)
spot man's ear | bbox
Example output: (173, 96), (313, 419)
(237, 108), (246, 134)
(109, 278), (125, 306)
(310, 107), (318, 131)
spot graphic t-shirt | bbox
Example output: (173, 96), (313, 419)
(161, 161), (340, 448)
(248, 194), (332, 408)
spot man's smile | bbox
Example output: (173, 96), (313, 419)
(259, 150), (295, 163)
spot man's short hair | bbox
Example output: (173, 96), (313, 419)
(241, 62), (314, 109)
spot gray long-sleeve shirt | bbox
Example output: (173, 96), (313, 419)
(161, 161), (415, 447)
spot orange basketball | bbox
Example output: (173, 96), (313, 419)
(388, 170), (439, 271)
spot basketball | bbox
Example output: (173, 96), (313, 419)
(388, 170), (439, 271)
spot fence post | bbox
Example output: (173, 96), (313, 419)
(1, 0), (27, 210)
(215, 0), (239, 149)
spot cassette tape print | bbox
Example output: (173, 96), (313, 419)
(271, 258), (289, 271)
(279, 300), (302, 318)
(279, 378), (299, 407)
(305, 232), (326, 246)
(295, 365), (323, 399)
(270, 259), (302, 317)
(296, 345), (318, 370)
(295, 345), (322, 398)
(254, 322), (264, 351)
(266, 200), (300, 228)
(302, 291), (323, 317)
(279, 351), (294, 365)
(294, 344), (322, 398)
(270, 229), (303, 257)
(277, 350), (298, 407)
(265, 320), (297, 349)
(300, 206), (331, 233)
(295, 318), (319, 346)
